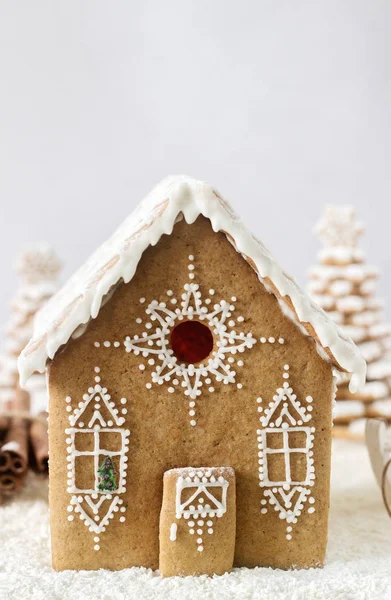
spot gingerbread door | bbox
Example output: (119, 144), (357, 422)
(159, 466), (236, 577)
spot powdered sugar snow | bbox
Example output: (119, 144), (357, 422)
(1, 440), (391, 600)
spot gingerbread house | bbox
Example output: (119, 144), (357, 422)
(18, 176), (366, 576)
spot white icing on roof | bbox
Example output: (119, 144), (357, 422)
(18, 175), (366, 392)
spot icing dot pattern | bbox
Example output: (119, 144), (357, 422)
(99, 255), (279, 426)
(65, 366), (130, 552)
(175, 469), (229, 553)
(256, 364), (316, 541)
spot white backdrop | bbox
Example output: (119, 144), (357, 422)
(0, 0), (390, 330)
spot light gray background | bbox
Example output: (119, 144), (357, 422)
(0, 1), (390, 329)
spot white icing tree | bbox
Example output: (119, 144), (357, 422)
(0, 244), (61, 412)
(309, 206), (391, 439)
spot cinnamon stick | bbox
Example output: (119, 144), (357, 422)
(0, 415), (9, 432)
(29, 411), (49, 474)
(0, 416), (9, 451)
(0, 472), (24, 495)
(0, 385), (30, 476)
(0, 450), (11, 473)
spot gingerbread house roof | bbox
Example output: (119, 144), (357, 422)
(18, 175), (366, 392)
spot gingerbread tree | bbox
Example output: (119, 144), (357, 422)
(0, 244), (61, 411)
(308, 205), (391, 439)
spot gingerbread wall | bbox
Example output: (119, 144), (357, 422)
(48, 216), (333, 571)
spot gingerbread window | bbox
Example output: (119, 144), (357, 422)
(261, 427), (311, 486)
(69, 428), (128, 494)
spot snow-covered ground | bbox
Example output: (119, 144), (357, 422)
(1, 440), (391, 600)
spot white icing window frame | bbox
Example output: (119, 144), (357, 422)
(261, 426), (311, 487)
(175, 474), (229, 520)
(67, 427), (128, 495)
(174, 469), (230, 553)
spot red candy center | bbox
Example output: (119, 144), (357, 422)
(170, 320), (214, 364)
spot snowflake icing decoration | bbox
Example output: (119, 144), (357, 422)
(120, 255), (258, 426)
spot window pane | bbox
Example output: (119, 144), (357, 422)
(74, 431), (94, 452)
(97, 454), (121, 492)
(289, 452), (308, 483)
(266, 431), (284, 449)
(99, 431), (123, 452)
(75, 455), (95, 490)
(288, 430), (308, 449)
(266, 453), (286, 482)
